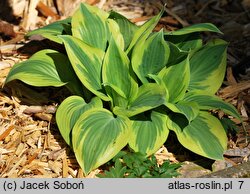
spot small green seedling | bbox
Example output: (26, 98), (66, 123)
(97, 152), (181, 178)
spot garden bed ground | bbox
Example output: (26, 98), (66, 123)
(0, 0), (250, 178)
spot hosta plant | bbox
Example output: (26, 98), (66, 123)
(5, 3), (241, 175)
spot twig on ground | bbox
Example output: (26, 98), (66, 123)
(164, 7), (189, 26)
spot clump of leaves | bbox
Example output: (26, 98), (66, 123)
(97, 152), (181, 178)
(5, 3), (242, 175)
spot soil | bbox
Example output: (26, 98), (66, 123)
(0, 0), (250, 178)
